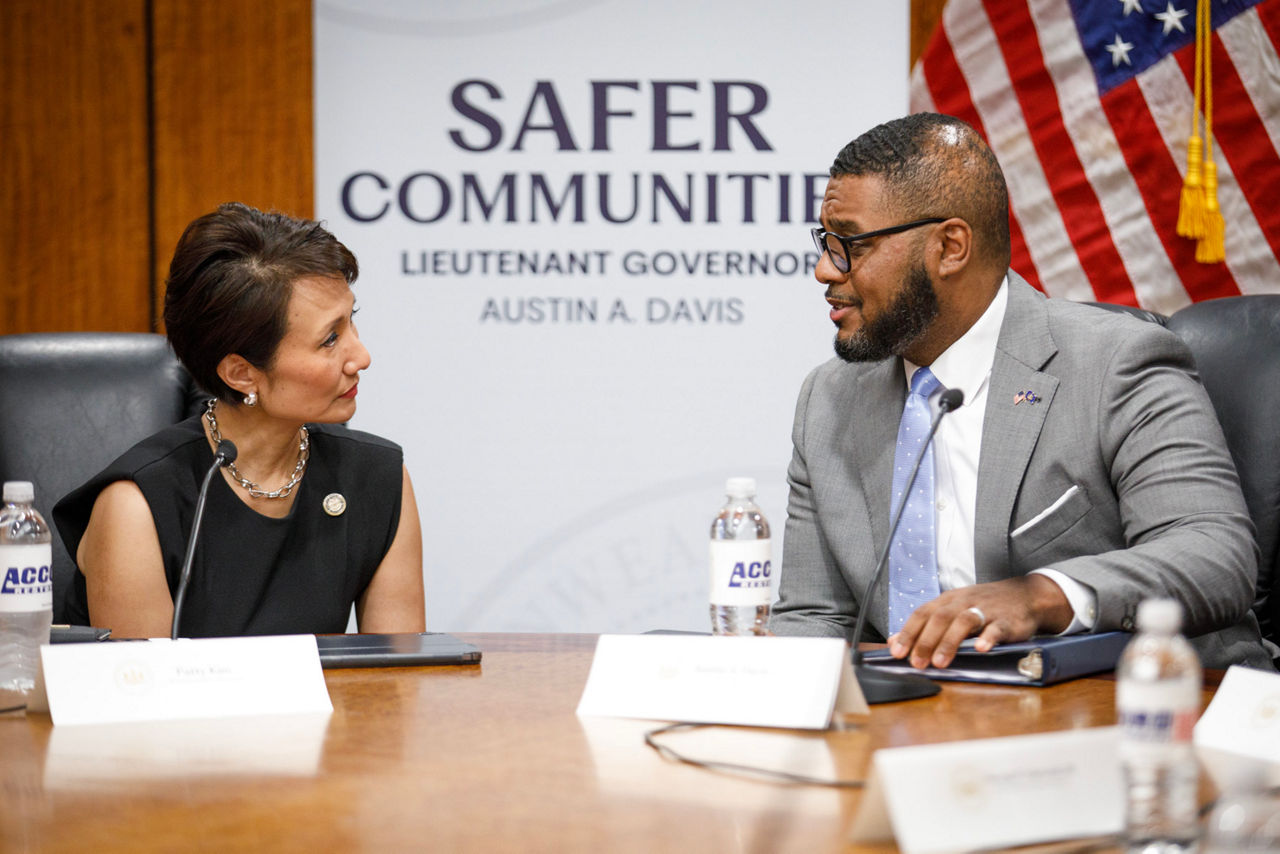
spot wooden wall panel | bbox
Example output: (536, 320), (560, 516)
(150, 0), (314, 328)
(0, 0), (151, 334)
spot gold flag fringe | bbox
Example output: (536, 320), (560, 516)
(1182, 0), (1225, 263)
(1176, 0), (1206, 240)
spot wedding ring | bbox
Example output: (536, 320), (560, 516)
(965, 606), (987, 627)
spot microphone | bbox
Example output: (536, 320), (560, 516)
(850, 386), (964, 704)
(170, 439), (237, 639)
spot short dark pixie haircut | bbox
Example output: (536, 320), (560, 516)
(163, 203), (359, 402)
(830, 113), (1012, 269)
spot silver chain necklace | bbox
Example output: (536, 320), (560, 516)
(204, 399), (310, 500)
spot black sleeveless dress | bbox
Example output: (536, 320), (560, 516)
(54, 416), (404, 637)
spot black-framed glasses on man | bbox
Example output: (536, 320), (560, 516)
(810, 218), (946, 273)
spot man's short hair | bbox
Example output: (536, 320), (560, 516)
(831, 113), (1012, 269)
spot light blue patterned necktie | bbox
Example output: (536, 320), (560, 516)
(888, 366), (942, 635)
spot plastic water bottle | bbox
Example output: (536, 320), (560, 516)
(709, 477), (771, 636)
(0, 481), (54, 714)
(1116, 598), (1203, 854)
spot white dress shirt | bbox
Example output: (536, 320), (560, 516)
(902, 278), (1097, 633)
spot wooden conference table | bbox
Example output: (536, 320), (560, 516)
(1, 633), (1218, 854)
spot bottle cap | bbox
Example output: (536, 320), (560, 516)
(725, 477), (757, 498)
(1136, 598), (1182, 633)
(3, 481), (34, 503)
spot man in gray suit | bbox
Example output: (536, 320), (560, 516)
(770, 113), (1273, 672)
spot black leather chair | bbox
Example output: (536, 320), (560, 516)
(1164, 296), (1280, 657)
(0, 333), (206, 622)
(1092, 296), (1280, 659)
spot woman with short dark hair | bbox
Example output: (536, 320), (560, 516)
(54, 203), (425, 638)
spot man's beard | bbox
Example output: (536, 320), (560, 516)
(833, 262), (940, 363)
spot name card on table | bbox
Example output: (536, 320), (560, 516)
(1195, 665), (1280, 788)
(848, 726), (1123, 854)
(575, 634), (868, 730)
(37, 635), (333, 726)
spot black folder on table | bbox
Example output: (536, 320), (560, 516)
(50, 627), (482, 668)
(860, 631), (1130, 686)
(50, 625), (113, 643)
(314, 632), (482, 669)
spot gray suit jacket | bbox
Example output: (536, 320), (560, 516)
(771, 273), (1273, 670)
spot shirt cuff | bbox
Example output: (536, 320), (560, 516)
(1029, 568), (1097, 635)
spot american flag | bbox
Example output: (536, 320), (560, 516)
(911, 0), (1280, 312)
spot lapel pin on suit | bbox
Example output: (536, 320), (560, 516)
(1014, 390), (1040, 405)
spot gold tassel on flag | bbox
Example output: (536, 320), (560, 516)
(1191, 0), (1225, 263)
(1176, 0), (1206, 240)
(1196, 0), (1225, 263)
(1198, 156), (1225, 264)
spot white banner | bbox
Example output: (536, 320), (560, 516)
(314, 0), (908, 632)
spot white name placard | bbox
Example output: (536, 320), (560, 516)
(575, 634), (867, 730)
(1195, 665), (1280, 762)
(1195, 665), (1280, 789)
(848, 726), (1123, 854)
(38, 635), (333, 726)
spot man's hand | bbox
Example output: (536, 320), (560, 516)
(886, 575), (1074, 669)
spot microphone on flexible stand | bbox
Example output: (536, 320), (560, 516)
(851, 387), (964, 704)
(171, 439), (237, 640)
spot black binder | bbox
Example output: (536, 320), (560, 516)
(860, 631), (1130, 686)
(314, 632), (482, 669)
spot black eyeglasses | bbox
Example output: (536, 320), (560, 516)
(810, 218), (946, 273)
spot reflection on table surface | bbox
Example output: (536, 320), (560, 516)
(2, 633), (1193, 854)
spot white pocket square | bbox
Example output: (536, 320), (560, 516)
(1011, 485), (1081, 538)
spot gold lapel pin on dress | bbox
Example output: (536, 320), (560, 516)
(323, 493), (347, 516)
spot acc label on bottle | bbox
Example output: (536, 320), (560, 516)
(709, 540), (772, 606)
(1116, 675), (1200, 758)
(0, 544), (53, 612)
